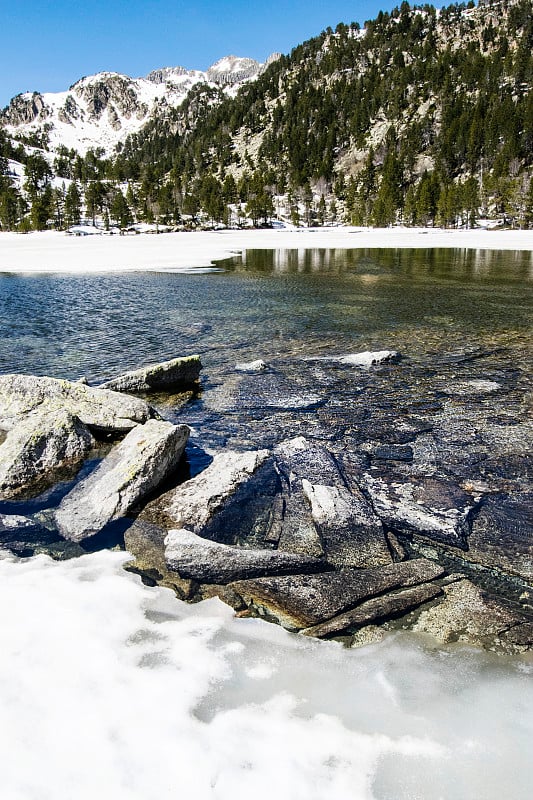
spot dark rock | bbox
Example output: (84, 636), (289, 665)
(0, 408), (93, 499)
(164, 528), (328, 583)
(99, 355), (202, 393)
(0, 513), (60, 555)
(361, 473), (474, 549)
(303, 582), (443, 638)
(465, 493), (532, 582)
(230, 558), (445, 629)
(124, 519), (195, 599)
(55, 421), (189, 541)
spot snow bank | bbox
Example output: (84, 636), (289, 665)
(0, 550), (531, 800)
(0, 227), (531, 274)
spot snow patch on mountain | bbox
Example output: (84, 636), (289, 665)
(1, 55), (277, 156)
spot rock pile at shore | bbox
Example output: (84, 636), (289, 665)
(0, 351), (531, 654)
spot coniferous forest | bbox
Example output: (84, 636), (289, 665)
(1, 0), (532, 231)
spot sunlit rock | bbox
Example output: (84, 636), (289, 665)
(0, 408), (93, 499)
(164, 528), (328, 583)
(55, 420), (189, 541)
(0, 373), (151, 433)
(99, 354), (202, 392)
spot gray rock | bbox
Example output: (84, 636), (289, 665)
(0, 408), (93, 499)
(235, 359), (268, 372)
(465, 493), (532, 582)
(99, 355), (202, 393)
(361, 473), (474, 549)
(275, 437), (391, 567)
(412, 579), (532, 652)
(164, 528), (328, 583)
(55, 420), (189, 541)
(0, 374), (151, 433)
(231, 558), (445, 629)
(143, 448), (271, 534)
(304, 582), (443, 638)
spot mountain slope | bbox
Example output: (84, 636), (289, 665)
(0, 56), (274, 156)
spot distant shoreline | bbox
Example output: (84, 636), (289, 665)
(0, 227), (532, 273)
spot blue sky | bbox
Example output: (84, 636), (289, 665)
(0, 1), (401, 107)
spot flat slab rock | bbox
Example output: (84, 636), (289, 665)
(361, 472), (474, 549)
(144, 448), (271, 533)
(465, 493), (532, 582)
(304, 582), (443, 638)
(165, 528), (328, 583)
(55, 420), (189, 541)
(0, 407), (93, 499)
(231, 558), (445, 629)
(99, 355), (202, 393)
(413, 578), (533, 652)
(0, 373), (151, 433)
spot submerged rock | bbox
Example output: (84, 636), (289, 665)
(0, 373), (151, 433)
(0, 513), (54, 545)
(142, 448), (271, 535)
(55, 420), (189, 541)
(235, 359), (268, 372)
(164, 528), (328, 583)
(0, 408), (93, 499)
(309, 350), (400, 368)
(231, 558), (445, 629)
(99, 355), (202, 393)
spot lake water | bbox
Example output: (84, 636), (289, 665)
(0, 248), (532, 799)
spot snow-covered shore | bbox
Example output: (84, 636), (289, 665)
(0, 227), (532, 273)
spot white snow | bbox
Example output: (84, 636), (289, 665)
(0, 549), (531, 800)
(0, 227), (531, 274)
(3, 57), (266, 156)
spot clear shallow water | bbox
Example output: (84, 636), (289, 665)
(1, 248), (532, 799)
(0, 248), (531, 382)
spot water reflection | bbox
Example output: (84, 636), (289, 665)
(0, 249), (531, 384)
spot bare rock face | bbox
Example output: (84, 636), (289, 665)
(361, 472), (474, 549)
(0, 374), (151, 433)
(0, 408), (93, 499)
(99, 355), (202, 393)
(55, 420), (189, 542)
(412, 579), (533, 652)
(164, 528), (328, 583)
(465, 493), (533, 582)
(231, 558), (445, 629)
(304, 582), (443, 639)
(143, 449), (271, 534)
(275, 437), (391, 567)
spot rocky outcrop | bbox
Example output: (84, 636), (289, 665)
(0, 374), (152, 433)
(361, 472), (474, 549)
(275, 437), (391, 567)
(304, 582), (443, 638)
(164, 528), (328, 583)
(413, 579), (533, 652)
(55, 421), (189, 541)
(99, 355), (202, 393)
(142, 448), (271, 534)
(0, 408), (93, 499)
(465, 493), (532, 582)
(231, 558), (445, 629)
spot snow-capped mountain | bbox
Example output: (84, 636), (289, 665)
(0, 55), (277, 155)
